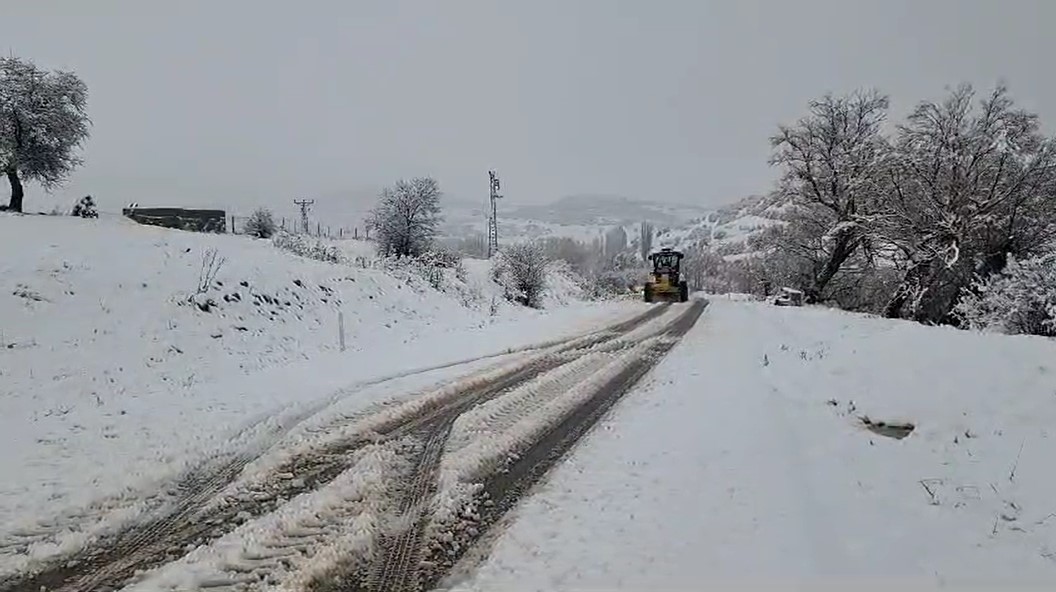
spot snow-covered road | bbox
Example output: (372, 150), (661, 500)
(0, 300), (708, 592)
(451, 297), (1056, 589)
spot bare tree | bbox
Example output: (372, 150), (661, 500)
(879, 84), (1056, 321)
(0, 57), (91, 212)
(769, 89), (891, 303)
(369, 177), (443, 258)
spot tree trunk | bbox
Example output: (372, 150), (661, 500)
(7, 169), (24, 213)
(976, 248), (1010, 278)
(883, 260), (931, 319)
(804, 233), (857, 304)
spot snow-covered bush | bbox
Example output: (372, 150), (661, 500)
(71, 195), (97, 218)
(272, 231), (343, 264)
(954, 253), (1056, 337)
(543, 259), (587, 305)
(583, 268), (638, 299)
(369, 249), (486, 309)
(492, 241), (549, 308)
(244, 207), (277, 238)
(417, 247), (461, 270)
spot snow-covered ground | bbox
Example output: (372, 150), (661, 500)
(450, 296), (1056, 589)
(10, 210), (1056, 589)
(0, 213), (632, 540)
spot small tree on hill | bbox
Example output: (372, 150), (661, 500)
(244, 207), (277, 238)
(369, 177), (443, 258)
(493, 241), (549, 308)
(0, 57), (91, 212)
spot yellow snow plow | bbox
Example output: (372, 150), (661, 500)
(643, 248), (689, 303)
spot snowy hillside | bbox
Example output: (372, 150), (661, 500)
(453, 296), (1056, 588)
(653, 193), (790, 257)
(0, 212), (629, 537)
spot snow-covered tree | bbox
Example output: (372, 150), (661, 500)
(536, 236), (593, 275)
(71, 194), (97, 218)
(369, 177), (443, 258)
(604, 226), (628, 262)
(244, 207), (277, 238)
(639, 220), (654, 261)
(493, 241), (549, 308)
(879, 84), (1056, 322)
(954, 252), (1056, 337)
(0, 57), (91, 212)
(769, 89), (891, 303)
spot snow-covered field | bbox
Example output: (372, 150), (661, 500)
(0, 213), (632, 541)
(450, 296), (1056, 589)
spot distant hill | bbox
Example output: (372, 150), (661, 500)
(652, 193), (792, 259)
(506, 194), (711, 227)
(438, 193), (717, 245)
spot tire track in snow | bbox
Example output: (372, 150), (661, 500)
(0, 305), (669, 592)
(423, 299), (707, 591)
(116, 304), (673, 592)
(315, 300), (706, 592)
(0, 309), (651, 569)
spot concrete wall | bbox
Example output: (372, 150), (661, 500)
(122, 207), (227, 234)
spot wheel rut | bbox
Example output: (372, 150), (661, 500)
(0, 304), (673, 592)
(317, 300), (706, 592)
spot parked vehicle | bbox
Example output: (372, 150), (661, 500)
(773, 287), (804, 307)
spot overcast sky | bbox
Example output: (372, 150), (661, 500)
(3, 0), (1053, 216)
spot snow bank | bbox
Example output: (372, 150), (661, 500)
(0, 213), (637, 563)
(452, 299), (1056, 588)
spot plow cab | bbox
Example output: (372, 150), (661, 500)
(644, 248), (689, 303)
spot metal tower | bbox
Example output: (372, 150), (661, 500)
(294, 198), (314, 234)
(487, 171), (503, 258)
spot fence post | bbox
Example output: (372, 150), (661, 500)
(338, 311), (346, 352)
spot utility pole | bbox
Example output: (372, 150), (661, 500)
(487, 171), (503, 258)
(293, 199), (314, 234)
